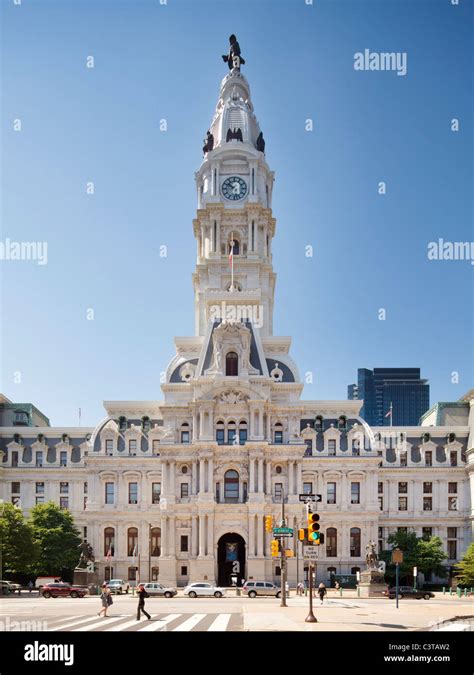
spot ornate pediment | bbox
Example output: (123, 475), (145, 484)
(214, 389), (249, 404)
(205, 321), (259, 377)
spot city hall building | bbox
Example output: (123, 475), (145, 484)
(1, 61), (473, 588)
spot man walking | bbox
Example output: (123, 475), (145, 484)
(136, 584), (151, 621)
(318, 582), (327, 605)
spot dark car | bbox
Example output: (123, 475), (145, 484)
(383, 586), (434, 600)
(41, 583), (88, 599)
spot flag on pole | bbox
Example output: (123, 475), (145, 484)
(385, 402), (393, 427)
(106, 548), (112, 563)
(384, 409), (392, 418)
(229, 238), (234, 268)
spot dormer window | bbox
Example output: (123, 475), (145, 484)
(13, 410), (29, 426)
(226, 352), (238, 376)
(315, 416), (323, 431)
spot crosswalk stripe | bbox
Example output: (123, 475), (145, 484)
(207, 614), (231, 631)
(172, 613), (207, 632)
(47, 616), (102, 632)
(138, 614), (183, 632)
(104, 615), (159, 632)
(44, 615), (81, 629)
(73, 616), (127, 632)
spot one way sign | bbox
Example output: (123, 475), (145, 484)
(299, 494), (322, 503)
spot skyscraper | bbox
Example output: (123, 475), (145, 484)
(348, 368), (430, 426)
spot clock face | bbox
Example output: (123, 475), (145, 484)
(221, 176), (248, 201)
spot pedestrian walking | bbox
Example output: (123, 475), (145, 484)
(98, 583), (112, 617)
(297, 582), (304, 596)
(136, 583), (151, 621)
(335, 581), (340, 591)
(318, 582), (327, 605)
(28, 581), (34, 594)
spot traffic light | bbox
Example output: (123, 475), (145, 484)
(271, 539), (280, 557)
(265, 515), (273, 533)
(298, 528), (307, 542)
(307, 512), (320, 544)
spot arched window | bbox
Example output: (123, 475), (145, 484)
(226, 352), (238, 376)
(238, 420), (248, 445)
(224, 470), (239, 503)
(127, 527), (138, 557)
(104, 566), (113, 581)
(227, 420), (237, 444)
(326, 528), (337, 557)
(229, 239), (240, 256)
(150, 527), (161, 557)
(350, 528), (361, 557)
(118, 416), (127, 432)
(327, 567), (337, 580)
(216, 420), (225, 445)
(180, 422), (190, 444)
(104, 527), (115, 557)
(274, 423), (283, 444)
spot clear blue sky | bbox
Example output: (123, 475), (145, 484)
(1, 0), (472, 426)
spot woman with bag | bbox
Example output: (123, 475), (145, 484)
(98, 583), (113, 617)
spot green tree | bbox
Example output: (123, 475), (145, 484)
(380, 531), (447, 582)
(30, 502), (81, 577)
(0, 503), (38, 576)
(454, 543), (474, 587)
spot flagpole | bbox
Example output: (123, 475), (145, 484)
(390, 402), (393, 427)
(230, 231), (234, 290)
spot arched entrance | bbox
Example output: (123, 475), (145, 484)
(217, 533), (246, 587)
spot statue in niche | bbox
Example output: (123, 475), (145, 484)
(256, 132), (265, 152)
(203, 130), (214, 154)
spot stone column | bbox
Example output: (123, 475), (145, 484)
(168, 516), (176, 556)
(258, 459), (264, 493)
(192, 461), (198, 495)
(266, 460), (271, 495)
(289, 461), (294, 494)
(169, 461), (176, 498)
(207, 514), (214, 557)
(191, 515), (198, 556)
(198, 515), (205, 557)
(200, 225), (205, 257)
(341, 472), (347, 509)
(199, 458), (206, 494)
(192, 412), (198, 441)
(266, 414), (271, 441)
(296, 462), (303, 495)
(257, 515), (263, 557)
(250, 458), (256, 492)
(161, 515), (168, 556)
(208, 458), (214, 495)
(249, 514), (255, 557)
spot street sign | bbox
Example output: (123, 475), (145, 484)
(303, 546), (318, 560)
(273, 527), (293, 535)
(391, 548), (403, 564)
(299, 494), (322, 503)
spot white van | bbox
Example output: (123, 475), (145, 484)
(35, 576), (62, 589)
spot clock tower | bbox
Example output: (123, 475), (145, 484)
(193, 58), (277, 338)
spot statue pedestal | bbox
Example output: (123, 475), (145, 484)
(73, 567), (100, 591)
(358, 569), (387, 597)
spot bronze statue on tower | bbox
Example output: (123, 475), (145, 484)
(222, 34), (245, 71)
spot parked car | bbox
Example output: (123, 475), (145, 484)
(35, 576), (63, 589)
(142, 582), (177, 598)
(0, 580), (21, 594)
(184, 582), (226, 598)
(242, 581), (281, 598)
(107, 579), (130, 595)
(383, 586), (434, 600)
(41, 583), (88, 598)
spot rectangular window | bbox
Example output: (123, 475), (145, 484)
(398, 527), (408, 533)
(423, 482), (432, 494)
(450, 451), (457, 467)
(274, 483), (282, 500)
(105, 439), (113, 453)
(351, 482), (360, 505)
(400, 453), (407, 467)
(60, 482), (69, 494)
(60, 451), (67, 467)
(36, 482), (44, 494)
(243, 481), (248, 503)
(398, 482), (407, 494)
(447, 540), (457, 560)
(11, 451), (19, 467)
(35, 496), (44, 505)
(398, 497), (408, 511)
(180, 535), (189, 552)
(152, 440), (160, 454)
(105, 482), (115, 505)
(129, 440), (137, 453)
(327, 482), (336, 504)
(35, 452), (43, 468)
(378, 496), (383, 511)
(378, 482), (383, 494)
(422, 527), (432, 539)
(448, 482), (457, 494)
(447, 527), (457, 539)
(274, 431), (283, 444)
(425, 451), (432, 466)
(328, 439), (336, 456)
(11, 482), (20, 494)
(216, 429), (225, 445)
(152, 483), (161, 504)
(60, 497), (69, 510)
(181, 566), (188, 576)
(128, 482), (138, 504)
(84, 482), (88, 494)
(303, 482), (313, 495)
(181, 483), (189, 498)
(239, 429), (247, 445)
(304, 439), (312, 456)
(228, 429), (236, 444)
(181, 431), (190, 444)
(83, 497), (87, 510)
(423, 497), (432, 511)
